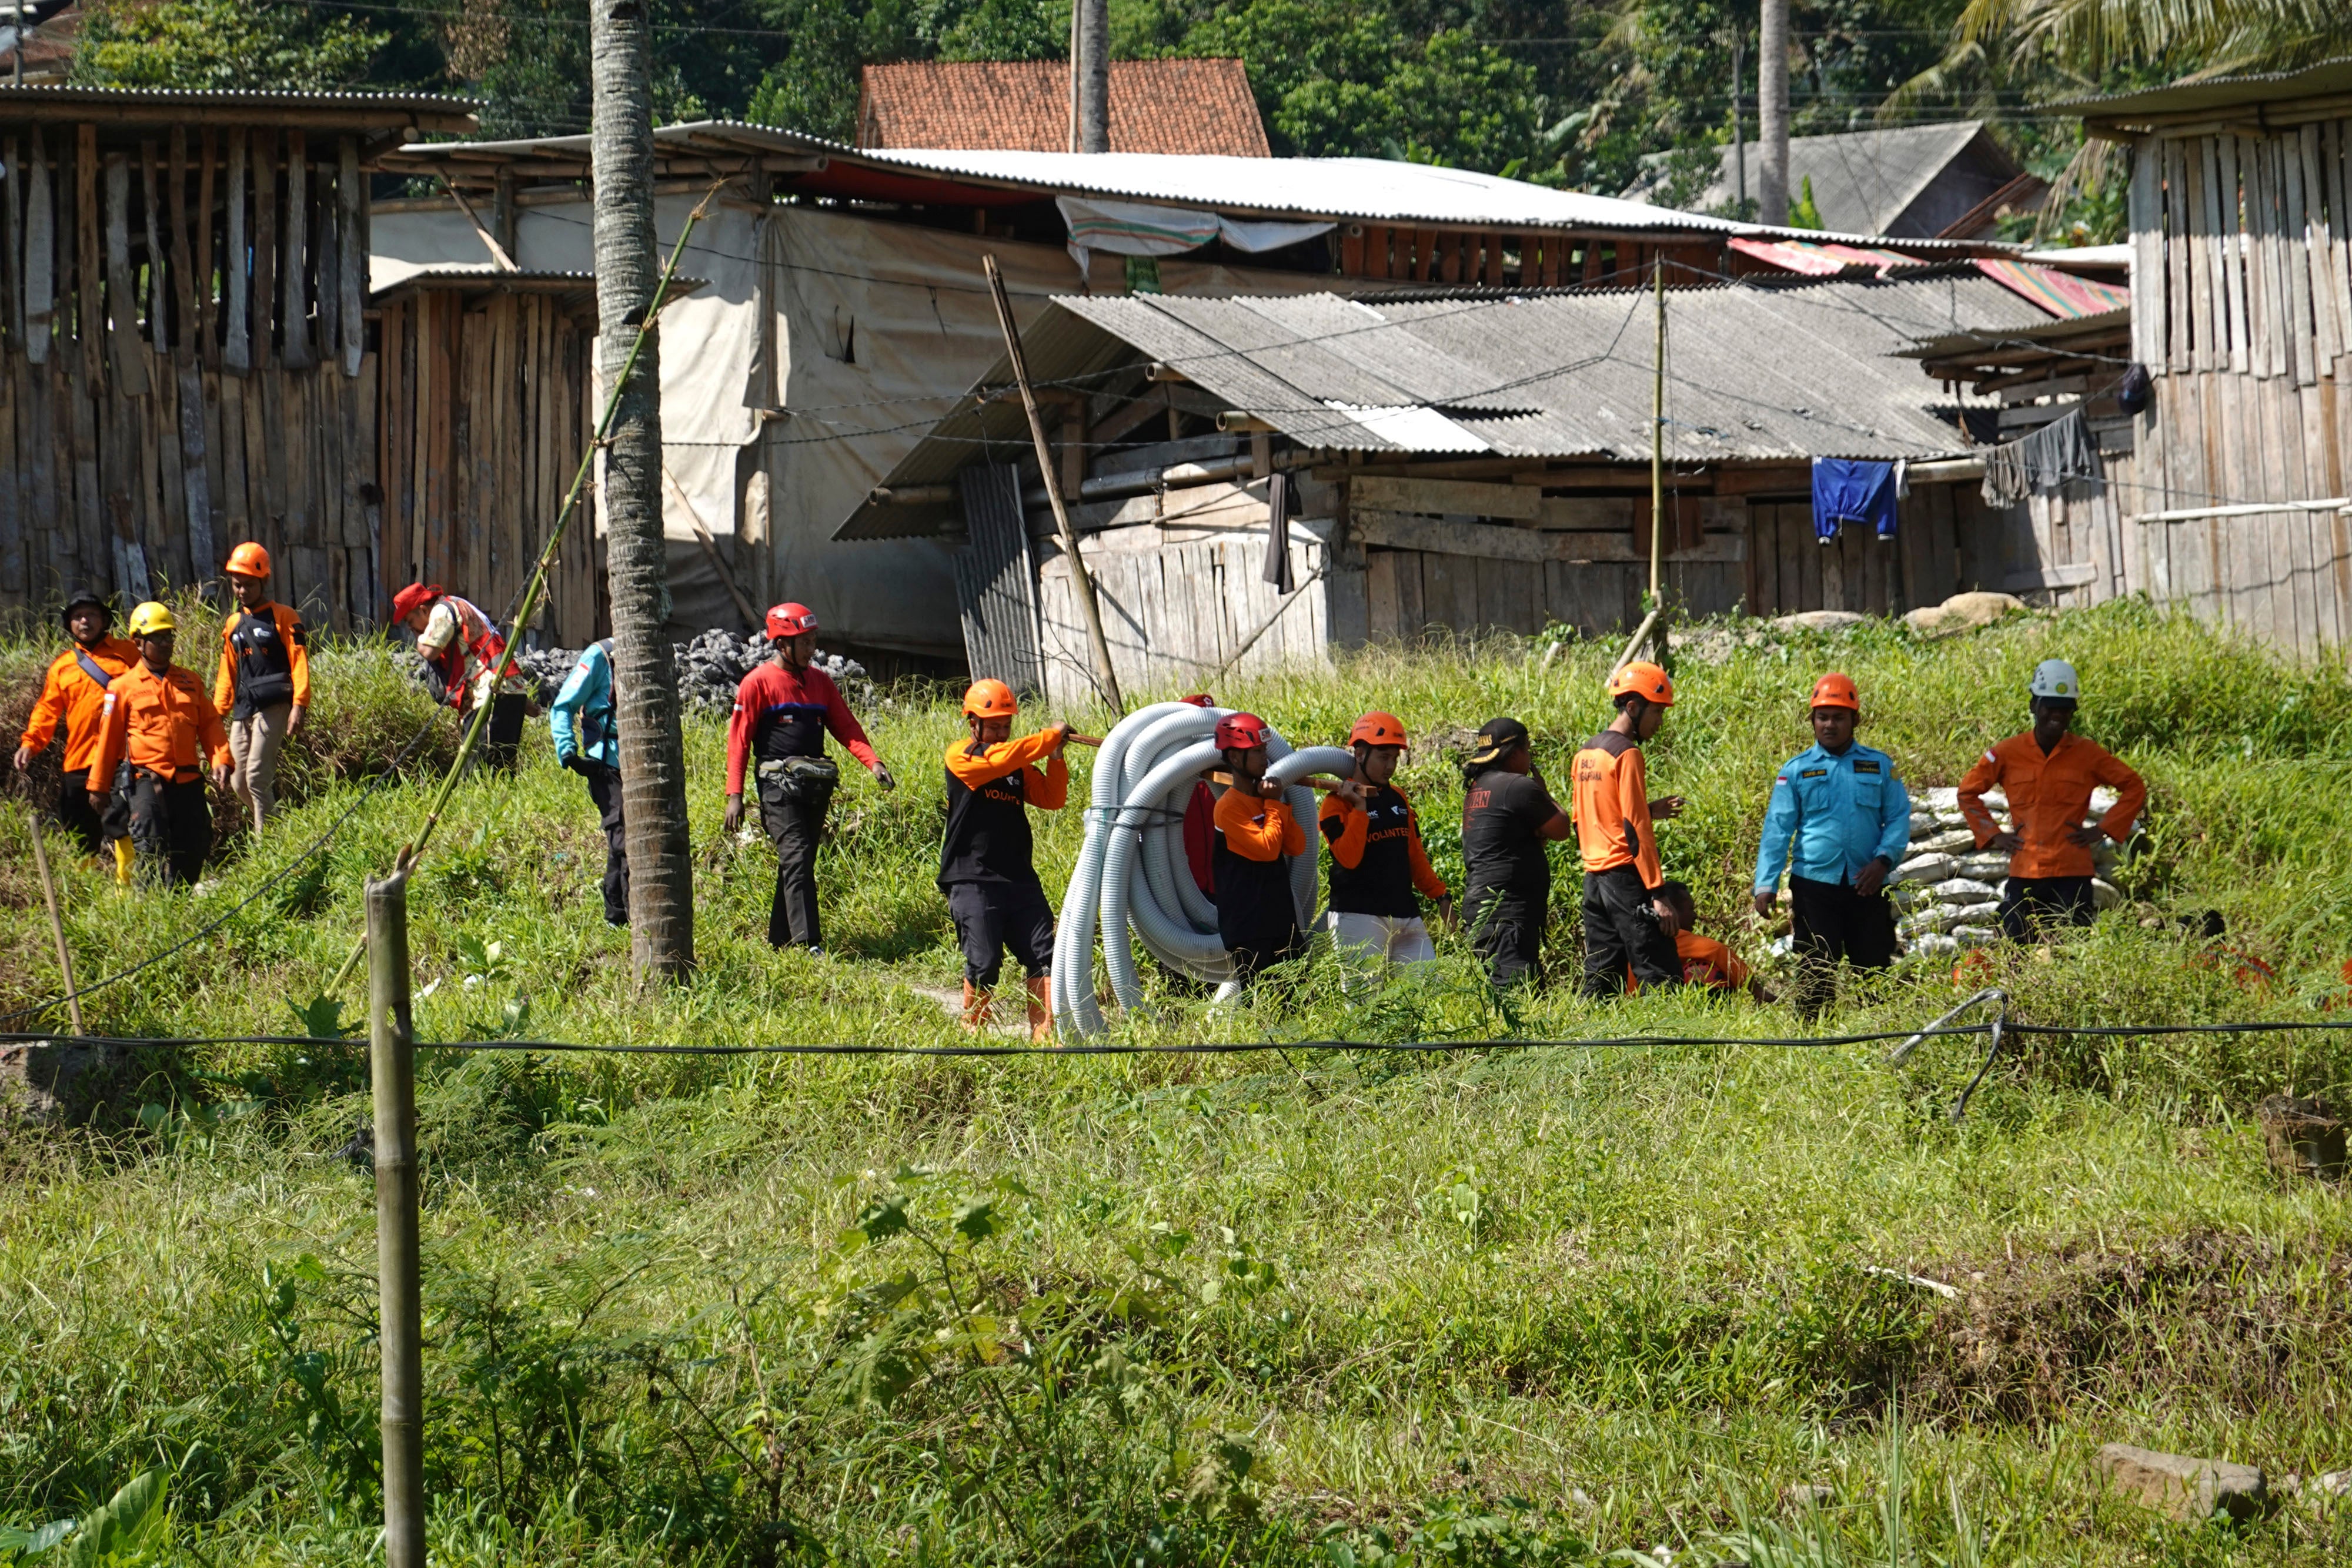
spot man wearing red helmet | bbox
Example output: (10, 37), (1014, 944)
(1753, 672), (1912, 1017)
(1320, 710), (1449, 985)
(1211, 711), (1307, 984)
(393, 583), (530, 768)
(938, 678), (1073, 1037)
(724, 601), (896, 954)
(214, 542), (310, 837)
(1569, 660), (1686, 996)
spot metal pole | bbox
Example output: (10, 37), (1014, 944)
(1731, 34), (1747, 216)
(983, 253), (1125, 711)
(27, 813), (83, 1037)
(368, 872), (424, 1568)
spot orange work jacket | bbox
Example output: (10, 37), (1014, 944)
(1569, 730), (1663, 885)
(86, 662), (232, 786)
(18, 637), (139, 773)
(1958, 731), (2147, 880)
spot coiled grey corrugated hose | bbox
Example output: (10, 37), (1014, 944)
(1051, 705), (1354, 1037)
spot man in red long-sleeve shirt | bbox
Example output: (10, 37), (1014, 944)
(723, 603), (896, 953)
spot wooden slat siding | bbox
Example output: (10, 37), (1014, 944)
(223, 128), (248, 372)
(2129, 141), (2163, 370)
(1418, 229), (1441, 282)
(2282, 128), (2316, 385)
(313, 169), (338, 385)
(2306, 123), (2343, 367)
(2303, 382), (2337, 647)
(193, 129), (216, 370)
(2, 132), (16, 357)
(1339, 225), (1365, 275)
(281, 130), (313, 370)
(1366, 549), (1399, 638)
(138, 142), (162, 355)
(2161, 141), (2189, 375)
(2185, 141), (2216, 372)
(2241, 136), (2271, 379)
(0, 360), (18, 600)
(338, 138), (364, 378)
(2264, 137), (2297, 380)
(101, 156), (146, 397)
(1483, 233), (1504, 287)
(73, 126), (97, 393)
(2325, 121), (2352, 366)
(376, 300), (403, 599)
(250, 131), (276, 370)
(2216, 135), (2250, 374)
(2338, 120), (2352, 367)
(22, 130), (50, 366)
(1392, 543), (1424, 636)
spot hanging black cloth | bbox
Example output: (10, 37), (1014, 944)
(1261, 472), (1296, 594)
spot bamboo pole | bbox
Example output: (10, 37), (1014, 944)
(981, 253), (1124, 712)
(1645, 255), (1668, 656)
(27, 814), (84, 1037)
(368, 871), (423, 1568)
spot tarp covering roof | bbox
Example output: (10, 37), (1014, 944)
(839, 270), (2067, 539)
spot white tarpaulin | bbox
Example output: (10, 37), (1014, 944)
(1055, 195), (1334, 273)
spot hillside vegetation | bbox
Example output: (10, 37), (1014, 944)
(2, 600), (2350, 1564)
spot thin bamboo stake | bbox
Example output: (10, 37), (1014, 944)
(28, 813), (84, 1037)
(329, 185), (720, 993)
(981, 253), (1123, 712)
(368, 871), (423, 1568)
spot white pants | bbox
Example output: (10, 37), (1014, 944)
(1325, 911), (1436, 989)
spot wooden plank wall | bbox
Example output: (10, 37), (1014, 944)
(375, 287), (603, 647)
(0, 121), (378, 626)
(2129, 124), (2352, 660)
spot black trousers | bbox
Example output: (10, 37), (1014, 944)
(480, 693), (529, 771)
(1463, 885), (1544, 988)
(1997, 876), (2095, 940)
(757, 774), (830, 952)
(582, 762), (630, 925)
(1787, 873), (1899, 1018)
(946, 880), (1056, 987)
(55, 767), (128, 857)
(1581, 867), (1682, 998)
(126, 770), (213, 887)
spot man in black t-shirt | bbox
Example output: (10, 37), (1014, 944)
(1458, 717), (1573, 987)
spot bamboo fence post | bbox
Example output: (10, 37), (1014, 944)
(368, 871), (423, 1568)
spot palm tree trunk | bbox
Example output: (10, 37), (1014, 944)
(591, 0), (694, 979)
(1758, 0), (1790, 226)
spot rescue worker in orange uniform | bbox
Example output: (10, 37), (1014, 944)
(1319, 710), (1450, 987)
(1569, 660), (1685, 997)
(213, 542), (311, 837)
(14, 588), (138, 862)
(1959, 658), (2147, 940)
(938, 678), (1071, 1038)
(86, 602), (232, 887)
(1211, 712), (1307, 984)
(392, 583), (530, 768)
(1630, 881), (1774, 1003)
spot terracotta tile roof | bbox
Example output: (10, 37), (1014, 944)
(858, 58), (1269, 158)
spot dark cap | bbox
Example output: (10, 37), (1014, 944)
(59, 587), (111, 628)
(1466, 716), (1530, 768)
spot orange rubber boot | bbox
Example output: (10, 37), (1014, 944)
(960, 980), (993, 1032)
(1025, 975), (1052, 1042)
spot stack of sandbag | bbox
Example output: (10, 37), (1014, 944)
(1889, 785), (2126, 954)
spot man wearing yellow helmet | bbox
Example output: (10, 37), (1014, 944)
(938, 678), (1072, 1038)
(85, 603), (233, 887)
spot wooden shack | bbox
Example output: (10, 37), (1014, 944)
(0, 86), (477, 628)
(2066, 61), (2352, 659)
(838, 267), (2125, 695)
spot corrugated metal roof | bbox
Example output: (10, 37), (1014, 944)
(0, 83), (479, 111)
(837, 272), (2057, 539)
(1623, 121), (2010, 236)
(2055, 56), (2352, 121)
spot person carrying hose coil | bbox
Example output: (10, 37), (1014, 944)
(939, 678), (1070, 1038)
(1211, 712), (1306, 985)
(1319, 710), (1449, 987)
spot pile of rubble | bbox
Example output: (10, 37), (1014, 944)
(1890, 785), (2124, 955)
(406, 630), (879, 715)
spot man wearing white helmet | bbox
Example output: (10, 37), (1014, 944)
(1957, 658), (2146, 940)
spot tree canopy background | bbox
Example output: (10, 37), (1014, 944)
(64, 0), (2342, 241)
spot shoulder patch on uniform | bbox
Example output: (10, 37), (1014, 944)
(1983, 750), (1997, 764)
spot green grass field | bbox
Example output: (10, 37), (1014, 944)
(2, 598), (2350, 1566)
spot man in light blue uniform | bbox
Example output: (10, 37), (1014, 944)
(1752, 671), (1910, 1017)
(549, 638), (627, 925)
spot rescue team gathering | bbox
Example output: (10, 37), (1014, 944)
(15, 550), (2147, 1029)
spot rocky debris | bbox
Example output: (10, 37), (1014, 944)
(1904, 590), (2026, 638)
(2255, 1094), (2346, 1182)
(2313, 1469), (2352, 1499)
(1770, 610), (1869, 633)
(0, 1037), (131, 1125)
(402, 630), (880, 715)
(1888, 785), (2124, 954)
(1416, 725), (1482, 760)
(2096, 1443), (2267, 1522)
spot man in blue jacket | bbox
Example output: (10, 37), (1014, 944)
(1752, 672), (1911, 1018)
(549, 638), (627, 925)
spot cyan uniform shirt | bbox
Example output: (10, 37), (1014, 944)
(1752, 741), (1912, 891)
(547, 639), (617, 768)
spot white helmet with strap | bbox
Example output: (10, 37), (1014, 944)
(2029, 658), (2080, 700)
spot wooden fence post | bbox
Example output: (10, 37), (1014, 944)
(368, 871), (424, 1568)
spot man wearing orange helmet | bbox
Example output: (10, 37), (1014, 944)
(938, 678), (1072, 1037)
(1753, 672), (1911, 1017)
(1569, 660), (1686, 996)
(1211, 711), (1307, 984)
(1321, 710), (1449, 984)
(724, 601), (895, 954)
(214, 542), (310, 837)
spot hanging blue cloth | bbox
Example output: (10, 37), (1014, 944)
(1811, 458), (1900, 543)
